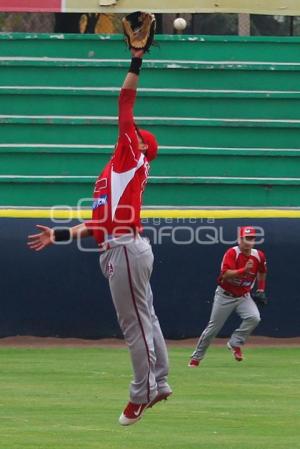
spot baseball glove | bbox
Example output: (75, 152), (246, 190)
(252, 290), (268, 307)
(122, 11), (156, 52)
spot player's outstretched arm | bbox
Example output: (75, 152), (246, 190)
(121, 11), (155, 90)
(118, 12), (155, 135)
(118, 49), (144, 136)
(122, 49), (144, 90)
(27, 223), (92, 252)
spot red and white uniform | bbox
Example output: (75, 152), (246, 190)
(218, 246), (267, 297)
(85, 84), (170, 406)
(86, 89), (149, 245)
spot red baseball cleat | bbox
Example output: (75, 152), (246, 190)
(227, 342), (243, 361)
(188, 358), (200, 368)
(119, 401), (148, 426)
(148, 391), (172, 408)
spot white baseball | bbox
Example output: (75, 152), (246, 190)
(173, 18), (187, 31)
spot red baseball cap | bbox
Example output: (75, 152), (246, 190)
(138, 128), (158, 161)
(239, 226), (256, 238)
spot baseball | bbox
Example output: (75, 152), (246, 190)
(173, 18), (187, 31)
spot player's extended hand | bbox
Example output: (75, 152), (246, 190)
(123, 12), (156, 54)
(27, 225), (54, 251)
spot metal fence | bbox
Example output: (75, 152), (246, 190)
(0, 13), (55, 32)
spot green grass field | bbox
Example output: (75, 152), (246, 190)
(0, 346), (299, 449)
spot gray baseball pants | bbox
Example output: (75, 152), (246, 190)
(192, 286), (261, 360)
(100, 234), (171, 404)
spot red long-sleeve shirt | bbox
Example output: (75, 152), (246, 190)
(85, 89), (150, 245)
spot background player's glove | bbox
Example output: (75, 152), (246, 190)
(252, 290), (268, 306)
(122, 11), (156, 52)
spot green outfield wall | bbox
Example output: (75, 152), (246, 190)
(0, 34), (300, 207)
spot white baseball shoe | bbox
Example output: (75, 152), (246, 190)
(119, 401), (148, 426)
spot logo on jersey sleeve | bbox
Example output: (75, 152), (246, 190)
(93, 194), (108, 210)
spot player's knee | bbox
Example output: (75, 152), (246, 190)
(250, 314), (261, 327)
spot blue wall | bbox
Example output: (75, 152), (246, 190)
(0, 217), (299, 338)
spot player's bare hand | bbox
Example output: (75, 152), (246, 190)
(131, 48), (144, 58)
(27, 225), (54, 251)
(244, 260), (254, 274)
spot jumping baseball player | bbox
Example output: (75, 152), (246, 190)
(27, 13), (172, 426)
(188, 226), (267, 367)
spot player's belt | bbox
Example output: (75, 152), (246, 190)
(99, 232), (140, 252)
(219, 287), (245, 299)
(222, 290), (239, 298)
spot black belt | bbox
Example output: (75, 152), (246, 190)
(223, 290), (239, 298)
(222, 290), (241, 299)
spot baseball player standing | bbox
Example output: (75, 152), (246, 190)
(188, 226), (267, 367)
(28, 13), (171, 426)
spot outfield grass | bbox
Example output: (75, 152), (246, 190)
(0, 345), (299, 449)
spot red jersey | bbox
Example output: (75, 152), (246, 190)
(86, 88), (150, 245)
(218, 246), (267, 297)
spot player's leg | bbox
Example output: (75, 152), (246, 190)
(190, 289), (238, 363)
(100, 239), (157, 405)
(145, 283), (172, 406)
(229, 294), (261, 348)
